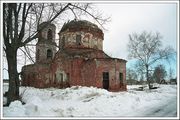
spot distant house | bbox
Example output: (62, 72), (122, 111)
(160, 79), (168, 84)
(21, 20), (127, 91)
(3, 79), (22, 85)
(3, 79), (9, 83)
(126, 79), (138, 85)
(170, 78), (177, 84)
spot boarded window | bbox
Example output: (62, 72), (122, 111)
(76, 35), (81, 45)
(47, 29), (53, 41)
(55, 73), (63, 83)
(47, 49), (53, 59)
(119, 73), (123, 82)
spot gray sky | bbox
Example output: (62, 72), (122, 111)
(96, 3), (177, 59)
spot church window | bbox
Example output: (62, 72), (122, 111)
(60, 73), (63, 82)
(76, 34), (81, 45)
(47, 49), (53, 59)
(119, 72), (123, 82)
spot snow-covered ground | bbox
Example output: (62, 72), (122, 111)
(2, 83), (178, 118)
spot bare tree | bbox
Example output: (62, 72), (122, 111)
(3, 3), (109, 105)
(153, 64), (167, 84)
(126, 68), (138, 85)
(135, 61), (145, 80)
(168, 67), (175, 80)
(127, 31), (175, 89)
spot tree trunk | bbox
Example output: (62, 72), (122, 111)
(146, 64), (151, 89)
(6, 47), (20, 105)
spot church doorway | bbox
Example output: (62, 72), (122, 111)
(103, 72), (109, 90)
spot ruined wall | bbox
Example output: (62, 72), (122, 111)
(36, 43), (57, 63)
(87, 50), (110, 59)
(59, 31), (103, 50)
(21, 20), (127, 91)
(36, 22), (57, 63)
(22, 52), (126, 91)
(94, 59), (127, 91)
(51, 52), (86, 88)
(38, 22), (56, 42)
(49, 52), (70, 88)
(81, 59), (97, 87)
(48, 49), (126, 91)
(21, 64), (51, 88)
(58, 20), (104, 51)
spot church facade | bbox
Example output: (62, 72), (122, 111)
(21, 20), (127, 91)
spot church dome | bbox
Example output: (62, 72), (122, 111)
(59, 20), (103, 39)
(58, 20), (104, 50)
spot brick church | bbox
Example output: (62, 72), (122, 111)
(21, 20), (127, 91)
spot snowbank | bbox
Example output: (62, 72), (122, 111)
(3, 84), (177, 118)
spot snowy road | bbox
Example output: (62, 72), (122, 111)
(126, 85), (177, 117)
(144, 97), (177, 117)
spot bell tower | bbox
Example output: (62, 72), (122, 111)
(36, 22), (57, 63)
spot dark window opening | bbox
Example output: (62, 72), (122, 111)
(103, 72), (109, 90)
(119, 73), (123, 82)
(67, 73), (70, 81)
(47, 49), (53, 59)
(76, 35), (81, 45)
(60, 73), (63, 83)
(54, 74), (56, 84)
(47, 29), (53, 41)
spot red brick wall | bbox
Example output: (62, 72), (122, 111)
(81, 59), (97, 87)
(94, 59), (127, 91)
(22, 51), (126, 91)
(21, 64), (51, 88)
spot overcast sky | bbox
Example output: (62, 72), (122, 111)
(96, 3), (177, 59)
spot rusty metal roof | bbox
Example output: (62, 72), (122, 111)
(59, 20), (102, 33)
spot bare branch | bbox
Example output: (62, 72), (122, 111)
(21, 3), (71, 47)
(68, 6), (77, 19)
(69, 4), (109, 30)
(127, 31), (175, 89)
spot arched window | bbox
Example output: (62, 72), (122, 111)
(119, 72), (123, 83)
(47, 29), (53, 41)
(47, 49), (53, 59)
(76, 35), (81, 45)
